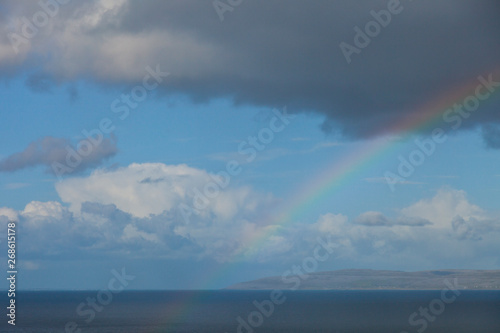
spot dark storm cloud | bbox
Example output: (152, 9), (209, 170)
(1, 0), (500, 139)
(0, 136), (118, 174)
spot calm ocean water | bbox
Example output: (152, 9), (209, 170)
(1, 290), (499, 332)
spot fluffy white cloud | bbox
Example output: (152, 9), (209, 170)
(55, 163), (267, 220)
(401, 188), (486, 229)
(2, 174), (500, 267)
(23, 200), (65, 218)
(306, 188), (500, 268)
(2, 163), (279, 261)
(313, 213), (349, 234)
(0, 207), (18, 221)
(56, 163), (201, 218)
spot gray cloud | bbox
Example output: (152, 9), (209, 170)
(0, 136), (118, 175)
(452, 215), (500, 240)
(354, 211), (432, 227)
(139, 177), (166, 184)
(1, 0), (500, 140)
(452, 216), (482, 241)
(482, 124), (500, 149)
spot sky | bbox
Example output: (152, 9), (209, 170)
(0, 0), (500, 290)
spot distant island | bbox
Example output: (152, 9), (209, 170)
(225, 269), (500, 290)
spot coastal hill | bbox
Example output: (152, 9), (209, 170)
(225, 269), (500, 290)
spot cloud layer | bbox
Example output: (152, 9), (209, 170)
(1, 0), (499, 140)
(1, 163), (499, 268)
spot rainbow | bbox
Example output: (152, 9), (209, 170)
(149, 68), (499, 331)
(224, 68), (500, 265)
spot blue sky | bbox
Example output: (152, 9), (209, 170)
(1, 0), (500, 290)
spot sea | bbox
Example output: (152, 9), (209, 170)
(1, 290), (499, 332)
